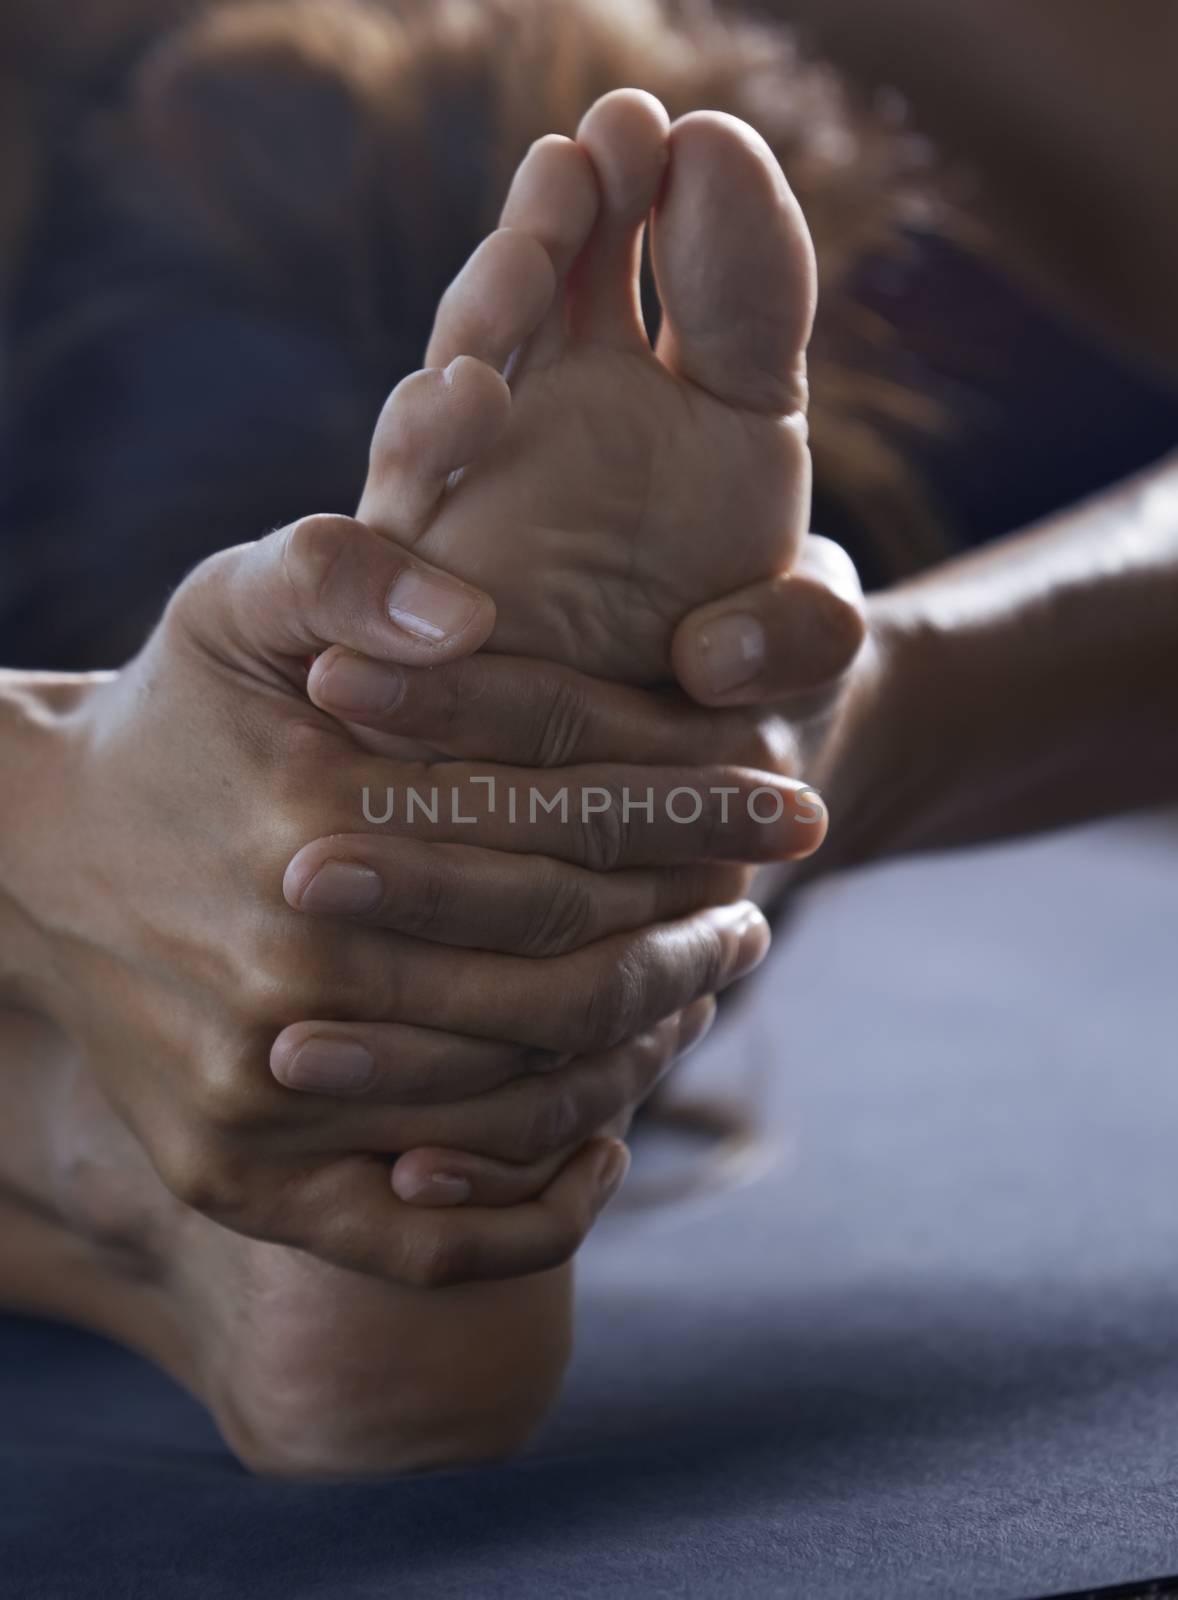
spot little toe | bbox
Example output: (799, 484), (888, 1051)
(651, 111), (817, 416)
(358, 356), (511, 543)
(572, 88), (670, 349)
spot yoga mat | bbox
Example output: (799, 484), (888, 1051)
(3, 811), (1176, 1598)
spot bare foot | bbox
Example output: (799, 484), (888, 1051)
(358, 89), (817, 683)
(1, 1010), (572, 1478)
(0, 91), (819, 1479)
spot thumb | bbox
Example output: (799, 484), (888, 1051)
(170, 513), (496, 678)
(671, 535), (866, 707)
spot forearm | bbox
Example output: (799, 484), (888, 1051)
(820, 456), (1178, 866)
(0, 673), (77, 1009)
(772, 0), (1178, 364)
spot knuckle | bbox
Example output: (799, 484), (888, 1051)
(531, 674), (593, 767)
(630, 1023), (677, 1097)
(579, 784), (629, 872)
(692, 921), (730, 1000)
(276, 714), (335, 775)
(399, 1222), (475, 1290)
(280, 514), (352, 619)
(308, 942), (395, 1025)
(519, 870), (597, 957)
(228, 920), (340, 1025)
(429, 657), (485, 745)
(163, 547), (236, 640)
(393, 860), (449, 938)
(693, 788), (727, 860)
(697, 770), (755, 858)
(270, 806), (346, 883)
(574, 951), (645, 1052)
(154, 1126), (249, 1220)
(208, 723), (338, 871)
(228, 942), (299, 1025)
(515, 1083), (579, 1161)
(187, 1053), (258, 1134)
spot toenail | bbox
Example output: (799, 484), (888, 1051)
(696, 613), (766, 694)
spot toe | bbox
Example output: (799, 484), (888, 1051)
(359, 356), (511, 542)
(425, 228), (555, 372)
(651, 111), (817, 416)
(572, 88), (670, 349)
(497, 134), (599, 366)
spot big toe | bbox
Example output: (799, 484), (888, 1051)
(651, 111), (816, 416)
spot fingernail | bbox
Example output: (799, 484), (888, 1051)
(596, 1142), (630, 1208)
(697, 613), (766, 695)
(298, 861), (383, 915)
(523, 1048), (573, 1075)
(387, 569), (481, 643)
(710, 900), (762, 936)
(792, 784), (829, 857)
(394, 1169), (472, 1206)
(317, 654), (405, 716)
(737, 918), (772, 976)
(679, 997), (719, 1055)
(713, 901), (771, 978)
(278, 1038), (377, 1094)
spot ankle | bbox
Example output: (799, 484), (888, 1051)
(46, 1059), (176, 1284)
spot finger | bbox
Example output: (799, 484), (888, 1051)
(390, 998), (715, 1206)
(671, 535), (866, 706)
(291, 1138), (631, 1286)
(270, 1020), (556, 1104)
(390, 1143), (574, 1209)
(331, 759), (826, 867)
(283, 833), (749, 956)
(171, 513), (495, 677)
(308, 648), (793, 772)
(350, 1007), (683, 1164)
(294, 901), (769, 1055)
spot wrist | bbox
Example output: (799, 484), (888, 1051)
(806, 593), (961, 872)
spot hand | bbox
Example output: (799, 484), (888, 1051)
(5, 514), (822, 1286)
(283, 647), (828, 1210)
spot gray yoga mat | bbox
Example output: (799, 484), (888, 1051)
(3, 811), (1177, 1598)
